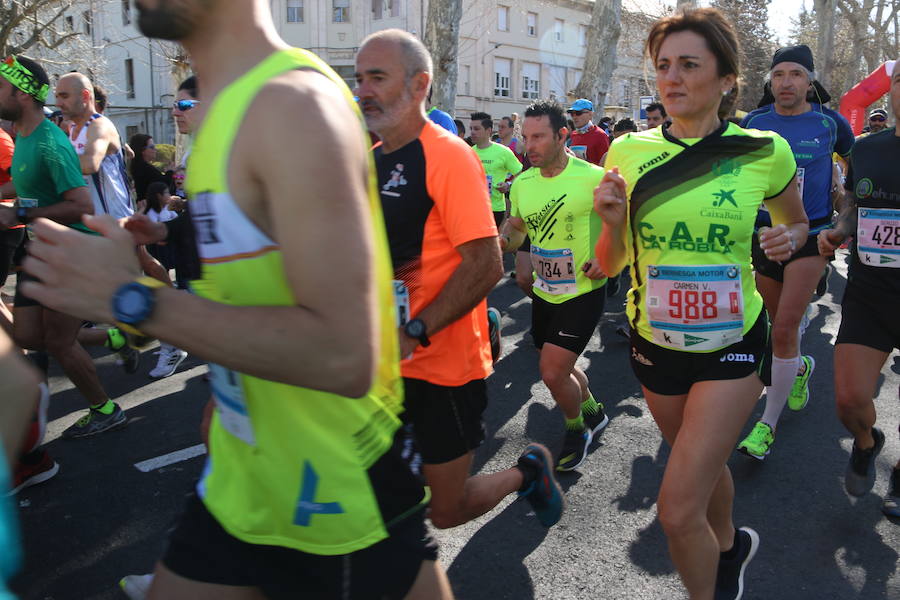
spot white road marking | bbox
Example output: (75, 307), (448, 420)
(134, 444), (207, 473)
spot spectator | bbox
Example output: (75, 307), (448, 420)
(129, 133), (170, 205)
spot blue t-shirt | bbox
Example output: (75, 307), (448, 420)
(741, 103), (854, 231)
(427, 107), (458, 134)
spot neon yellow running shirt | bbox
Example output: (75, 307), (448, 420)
(472, 141), (521, 211)
(186, 48), (423, 555)
(510, 156), (606, 304)
(607, 122), (795, 352)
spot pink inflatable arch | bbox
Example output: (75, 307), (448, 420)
(840, 60), (896, 135)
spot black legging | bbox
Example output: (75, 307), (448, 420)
(0, 227), (25, 284)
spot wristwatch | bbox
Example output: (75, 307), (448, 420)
(111, 276), (167, 336)
(404, 318), (431, 347)
(15, 206), (28, 224)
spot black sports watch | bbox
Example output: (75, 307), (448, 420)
(15, 206), (28, 224)
(404, 318), (431, 347)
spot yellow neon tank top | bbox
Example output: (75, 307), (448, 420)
(186, 48), (422, 555)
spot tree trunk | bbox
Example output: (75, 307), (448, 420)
(423, 0), (462, 115)
(814, 0), (836, 90)
(572, 0), (622, 114)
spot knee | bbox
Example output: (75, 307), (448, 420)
(835, 383), (870, 415)
(428, 506), (464, 530)
(771, 318), (800, 347)
(540, 362), (569, 390)
(657, 497), (705, 540)
(43, 334), (75, 358)
(13, 328), (42, 352)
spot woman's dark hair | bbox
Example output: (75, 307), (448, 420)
(178, 75), (198, 99)
(145, 181), (169, 214)
(129, 134), (153, 163)
(646, 7), (741, 111)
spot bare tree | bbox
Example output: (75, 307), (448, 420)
(814, 0), (837, 90)
(0, 0), (78, 56)
(572, 0), (622, 113)
(423, 0), (462, 114)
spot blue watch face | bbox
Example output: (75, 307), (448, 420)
(406, 319), (425, 338)
(114, 283), (153, 324)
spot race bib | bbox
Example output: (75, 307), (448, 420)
(393, 280), (410, 326)
(646, 264), (744, 351)
(209, 363), (256, 446)
(531, 245), (577, 295)
(486, 174), (493, 196)
(857, 208), (900, 268)
(796, 167), (805, 198)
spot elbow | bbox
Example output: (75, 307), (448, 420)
(324, 344), (375, 399)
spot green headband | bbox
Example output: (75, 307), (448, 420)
(0, 57), (49, 103)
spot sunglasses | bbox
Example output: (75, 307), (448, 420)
(173, 99), (200, 111)
(568, 110), (588, 116)
(870, 116), (886, 122)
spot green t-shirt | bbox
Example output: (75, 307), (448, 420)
(510, 156), (606, 304)
(472, 141), (522, 212)
(11, 119), (90, 233)
(608, 122), (795, 352)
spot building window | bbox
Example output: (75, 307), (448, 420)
(333, 0), (350, 22)
(459, 64), (471, 96)
(389, 0), (399, 17)
(498, 6), (509, 32)
(554, 19), (564, 42)
(126, 125), (139, 142)
(526, 13), (537, 37)
(372, 0), (382, 19)
(494, 58), (511, 98)
(287, 0), (304, 22)
(522, 62), (540, 99)
(125, 58), (135, 99)
(65, 16), (74, 31)
(83, 11), (92, 35)
(579, 25), (587, 47)
(568, 68), (582, 92)
(331, 65), (356, 91)
(121, 0), (131, 25)
(548, 65), (566, 100)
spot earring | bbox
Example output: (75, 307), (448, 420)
(722, 89), (731, 96)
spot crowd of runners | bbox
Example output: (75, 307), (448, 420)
(0, 1), (898, 599)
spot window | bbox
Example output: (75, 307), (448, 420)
(121, 0), (131, 25)
(494, 58), (511, 98)
(287, 0), (304, 22)
(554, 19), (564, 42)
(83, 11), (92, 35)
(333, 0), (350, 22)
(522, 62), (540, 99)
(373, 0), (382, 19)
(459, 64), (471, 96)
(331, 65), (356, 91)
(526, 13), (537, 36)
(126, 125), (139, 143)
(579, 25), (587, 47)
(389, 0), (399, 17)
(498, 6), (509, 32)
(568, 68), (582, 92)
(65, 16), (74, 31)
(548, 65), (566, 100)
(125, 58), (135, 99)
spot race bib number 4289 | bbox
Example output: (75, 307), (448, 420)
(857, 207), (900, 268)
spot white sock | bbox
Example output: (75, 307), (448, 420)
(761, 355), (800, 428)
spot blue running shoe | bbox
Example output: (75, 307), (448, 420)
(517, 443), (564, 527)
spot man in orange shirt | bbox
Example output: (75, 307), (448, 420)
(355, 29), (564, 529)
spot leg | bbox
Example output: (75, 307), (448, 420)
(753, 272), (782, 323)
(42, 308), (108, 406)
(147, 563), (265, 600)
(77, 327), (109, 347)
(648, 375), (762, 599)
(138, 245), (174, 286)
(539, 343), (582, 419)
(12, 306), (45, 352)
(770, 255), (827, 358)
(404, 560), (455, 600)
(422, 452), (522, 529)
(834, 343), (888, 450)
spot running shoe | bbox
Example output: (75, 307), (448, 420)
(737, 422), (774, 460)
(845, 427), (885, 497)
(487, 307), (503, 364)
(517, 443), (564, 527)
(815, 263), (833, 297)
(556, 427), (590, 472)
(149, 344), (188, 379)
(6, 449), (58, 496)
(714, 527), (760, 600)
(62, 404), (127, 439)
(882, 468), (900, 518)
(583, 403), (609, 443)
(787, 355), (815, 411)
(119, 574), (154, 600)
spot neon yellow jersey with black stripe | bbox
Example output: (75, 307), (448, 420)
(608, 122), (795, 353)
(510, 156), (606, 304)
(185, 48), (422, 555)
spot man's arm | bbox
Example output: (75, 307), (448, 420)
(21, 71), (382, 399)
(78, 119), (113, 175)
(499, 216), (527, 253)
(29, 185), (93, 224)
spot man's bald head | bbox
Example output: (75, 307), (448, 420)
(55, 72), (96, 120)
(359, 29), (432, 81)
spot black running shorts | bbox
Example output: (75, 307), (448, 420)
(162, 494), (437, 599)
(629, 310), (772, 396)
(402, 377), (488, 464)
(531, 286), (606, 355)
(751, 218), (831, 283)
(836, 285), (900, 353)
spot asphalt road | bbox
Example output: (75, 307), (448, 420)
(6, 251), (900, 600)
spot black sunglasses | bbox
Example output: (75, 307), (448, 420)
(870, 115), (886, 122)
(173, 99), (200, 111)
(568, 110), (588, 116)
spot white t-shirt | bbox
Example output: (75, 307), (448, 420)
(147, 207), (178, 223)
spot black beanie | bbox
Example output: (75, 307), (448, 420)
(770, 45), (815, 73)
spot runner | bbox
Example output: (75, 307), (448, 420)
(469, 112), (521, 228)
(737, 45), (854, 460)
(593, 9), (807, 598)
(20, 1), (450, 597)
(818, 58), (900, 518)
(499, 100), (610, 471)
(0, 55), (129, 440)
(356, 29), (564, 530)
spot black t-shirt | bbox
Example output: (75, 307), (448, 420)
(844, 128), (900, 295)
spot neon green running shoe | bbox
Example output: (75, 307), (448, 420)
(737, 422), (774, 461)
(788, 355), (815, 411)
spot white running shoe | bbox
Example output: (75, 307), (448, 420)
(149, 344), (188, 379)
(119, 574), (154, 599)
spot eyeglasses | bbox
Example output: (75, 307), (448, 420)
(869, 115), (886, 122)
(147, 144), (156, 149)
(173, 99), (200, 111)
(568, 110), (588, 116)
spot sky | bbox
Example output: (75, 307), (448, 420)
(767, 0), (808, 44)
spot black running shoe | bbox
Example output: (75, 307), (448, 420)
(556, 427), (590, 472)
(882, 468), (900, 518)
(62, 404), (127, 439)
(715, 527), (760, 600)
(487, 307), (503, 364)
(845, 427), (885, 497)
(583, 404), (609, 443)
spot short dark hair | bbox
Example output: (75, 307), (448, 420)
(614, 118), (637, 133)
(599, 116), (613, 125)
(145, 181), (169, 214)
(524, 100), (567, 136)
(178, 75), (198, 99)
(15, 56), (50, 107)
(470, 111), (492, 130)
(646, 102), (666, 117)
(453, 118), (465, 136)
(93, 84), (108, 113)
(501, 116), (514, 128)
